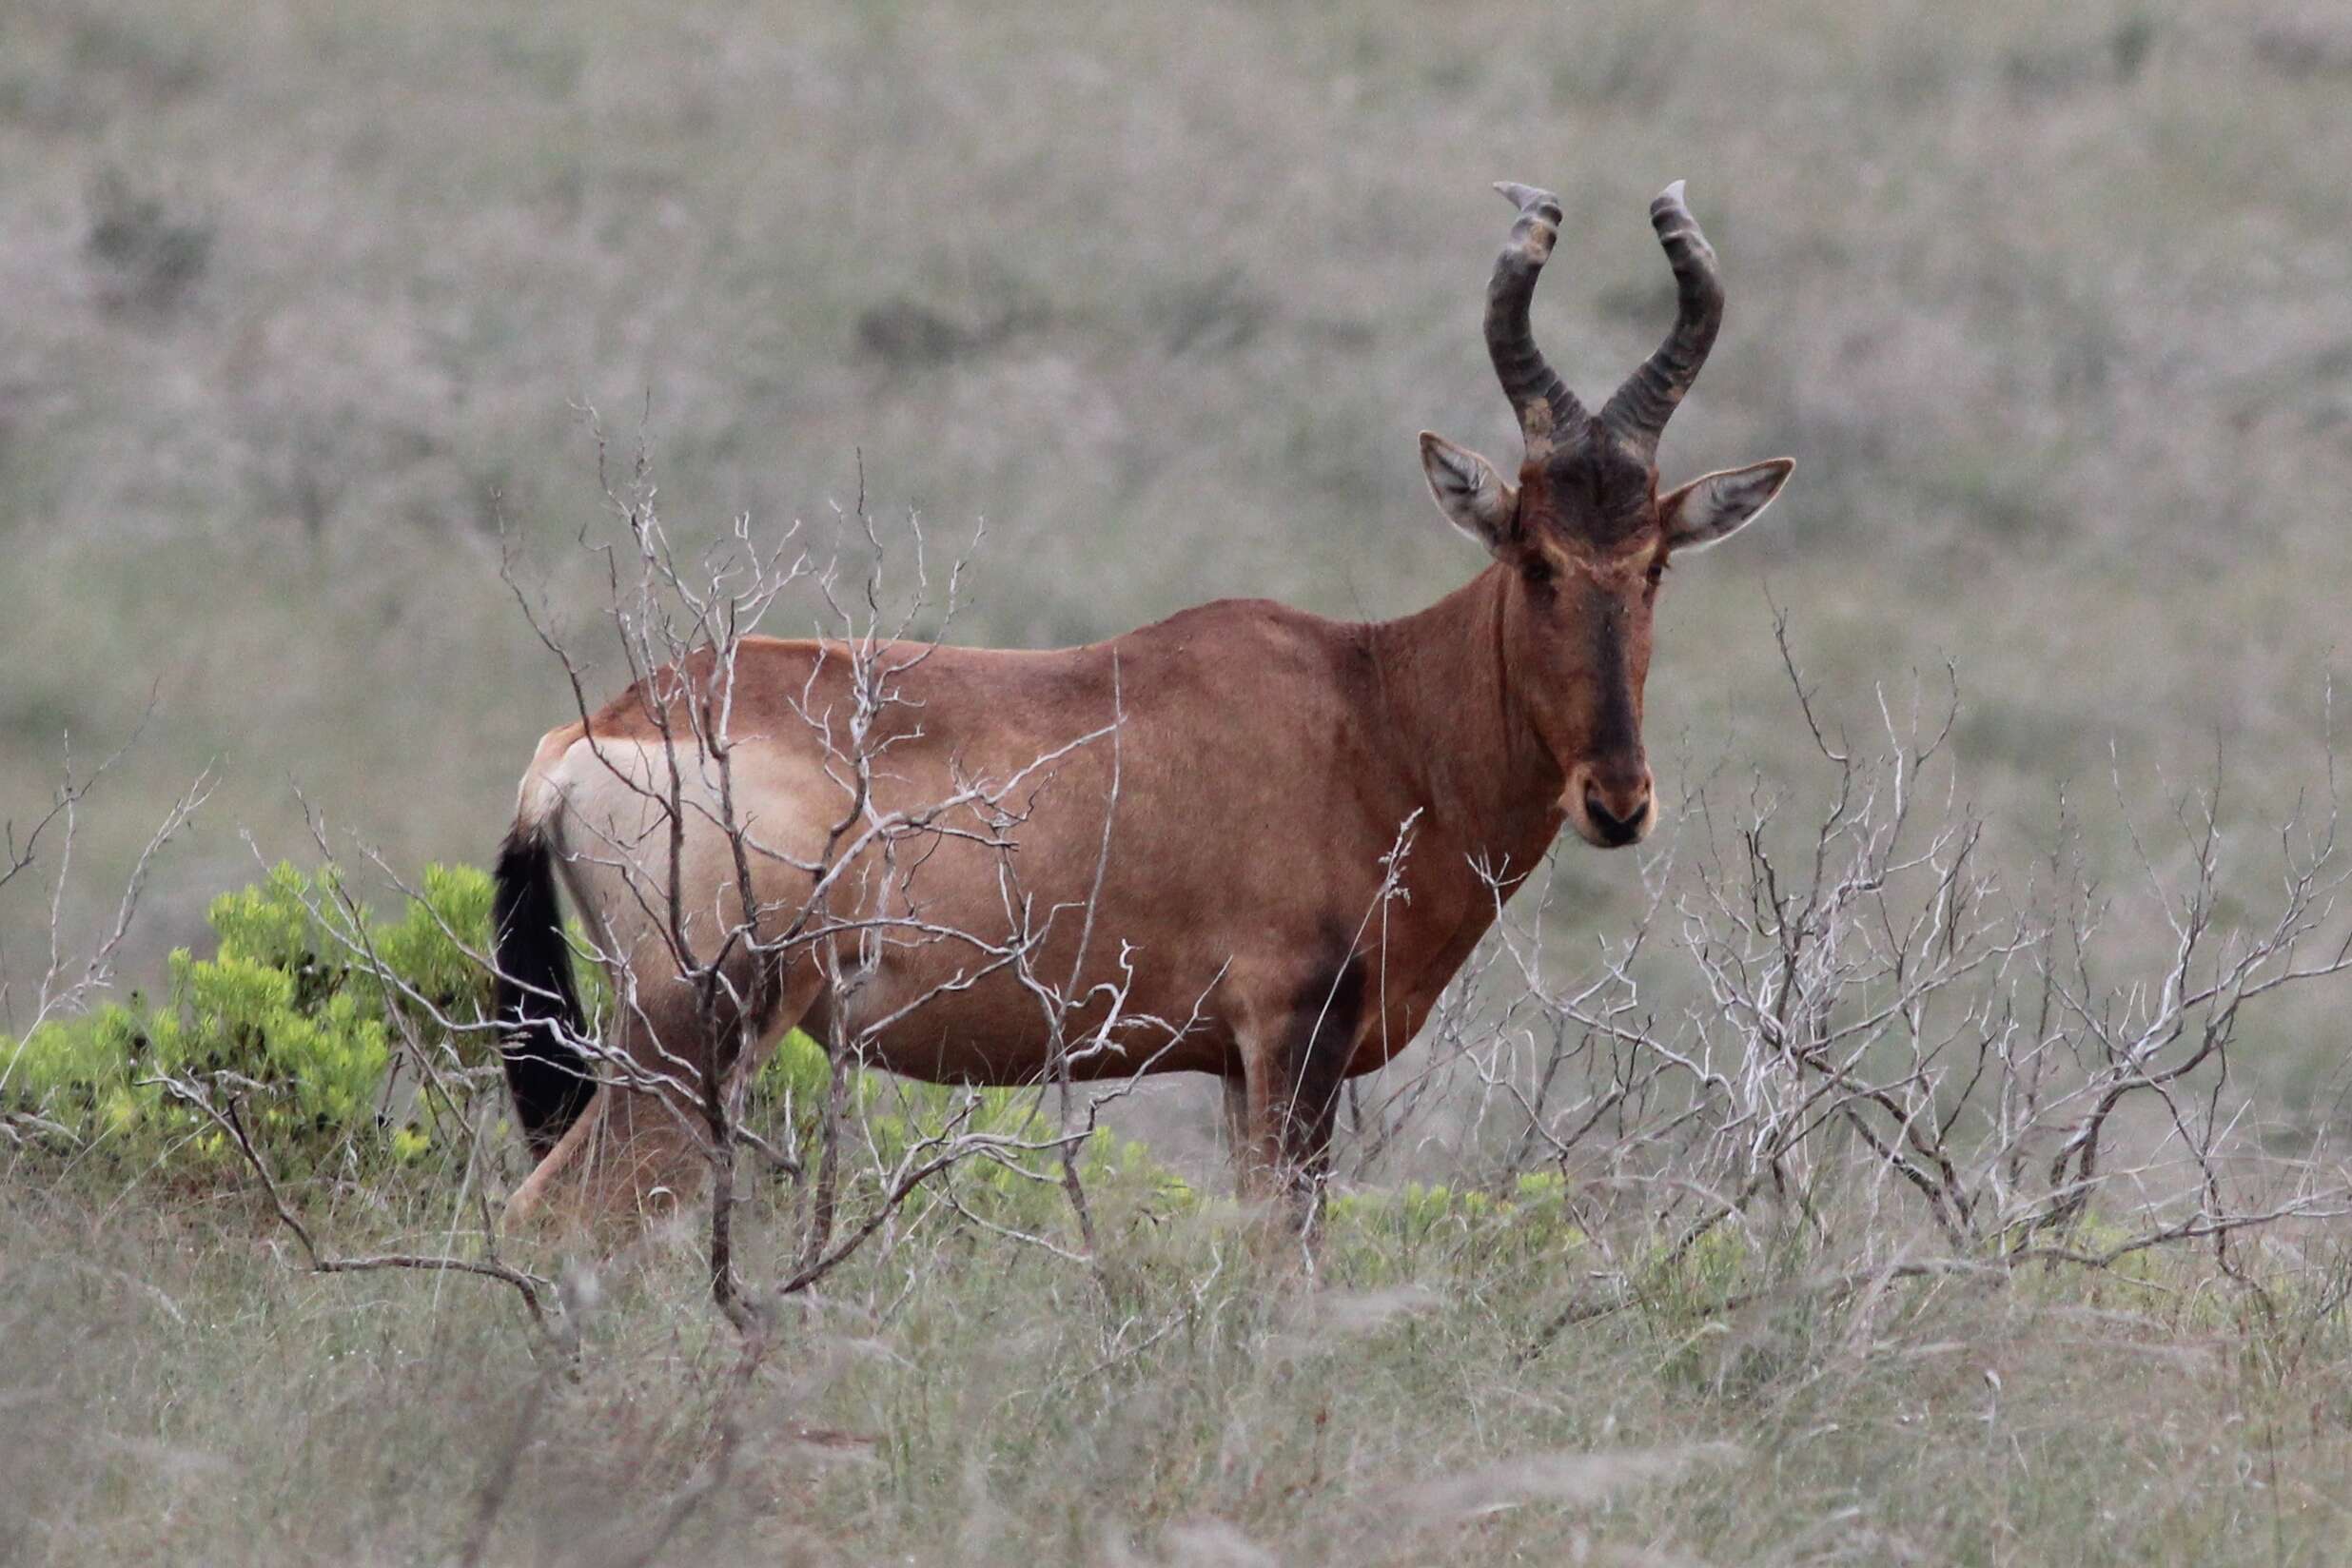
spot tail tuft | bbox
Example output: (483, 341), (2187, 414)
(493, 825), (594, 1157)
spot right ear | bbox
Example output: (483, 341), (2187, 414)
(1419, 431), (1519, 556)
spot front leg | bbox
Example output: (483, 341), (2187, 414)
(1222, 1072), (1270, 1199)
(1235, 952), (1368, 1226)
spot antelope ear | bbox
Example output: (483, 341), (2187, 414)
(1419, 431), (1520, 555)
(1659, 458), (1794, 551)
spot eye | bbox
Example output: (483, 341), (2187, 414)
(1644, 559), (1668, 590)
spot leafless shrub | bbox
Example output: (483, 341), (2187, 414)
(855, 296), (1042, 369)
(147, 1068), (558, 1337)
(2252, 10), (2352, 78)
(108, 419), (1182, 1366)
(1, 715), (211, 1147)
(1362, 620), (2352, 1334)
(83, 167), (213, 315)
(488, 419), (1171, 1334)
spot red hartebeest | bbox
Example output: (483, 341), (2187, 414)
(494, 181), (1793, 1221)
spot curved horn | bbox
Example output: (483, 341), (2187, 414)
(1601, 180), (1724, 453)
(1486, 181), (1589, 454)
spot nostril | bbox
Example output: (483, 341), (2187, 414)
(1581, 782), (1653, 846)
(1585, 789), (1632, 835)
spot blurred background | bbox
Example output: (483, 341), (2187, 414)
(5, 0), (2348, 1130)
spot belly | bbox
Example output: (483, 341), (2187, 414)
(813, 942), (1242, 1085)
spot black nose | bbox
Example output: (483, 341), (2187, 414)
(1584, 788), (1646, 846)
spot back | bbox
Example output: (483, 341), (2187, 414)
(532, 596), (1420, 1083)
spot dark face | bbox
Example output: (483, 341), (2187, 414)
(1419, 431), (1793, 852)
(1503, 460), (1666, 849)
(1420, 177), (1795, 849)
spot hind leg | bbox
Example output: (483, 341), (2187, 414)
(504, 957), (826, 1231)
(501, 985), (707, 1230)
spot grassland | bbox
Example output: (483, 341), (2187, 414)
(7, 0), (2352, 1561)
(10, 1169), (2352, 1566)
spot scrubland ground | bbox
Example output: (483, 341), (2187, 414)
(3, 732), (2346, 1563)
(10, 1174), (2352, 1567)
(8, 1), (2352, 1562)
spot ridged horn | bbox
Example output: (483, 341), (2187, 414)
(1599, 180), (1724, 453)
(1486, 182), (1590, 455)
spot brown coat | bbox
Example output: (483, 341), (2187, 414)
(492, 179), (1793, 1219)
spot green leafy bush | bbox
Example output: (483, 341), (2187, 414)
(1323, 1170), (1588, 1279)
(748, 1029), (1186, 1232)
(2, 860), (1187, 1224)
(1, 862), (498, 1181)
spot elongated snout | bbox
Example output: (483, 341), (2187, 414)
(1565, 761), (1656, 849)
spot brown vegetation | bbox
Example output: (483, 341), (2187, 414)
(5, 1), (2352, 1561)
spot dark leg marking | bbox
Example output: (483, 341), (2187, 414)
(1275, 949), (1367, 1195)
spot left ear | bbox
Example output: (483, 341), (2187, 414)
(1659, 458), (1795, 552)
(1418, 431), (1521, 556)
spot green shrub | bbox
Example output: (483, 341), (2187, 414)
(747, 1030), (1186, 1233)
(1322, 1169), (1588, 1283)
(2, 860), (1187, 1225)
(1, 861), (498, 1182)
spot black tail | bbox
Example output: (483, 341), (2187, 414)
(493, 825), (594, 1157)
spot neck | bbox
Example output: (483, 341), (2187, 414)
(1362, 563), (1566, 892)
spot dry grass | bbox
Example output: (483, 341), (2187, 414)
(9, 1171), (2352, 1566)
(7, 2), (2352, 1560)
(6, 658), (2348, 1561)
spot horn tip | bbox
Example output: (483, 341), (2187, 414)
(1656, 179), (1689, 209)
(1494, 181), (1560, 215)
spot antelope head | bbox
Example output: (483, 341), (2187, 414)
(1420, 182), (1793, 849)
